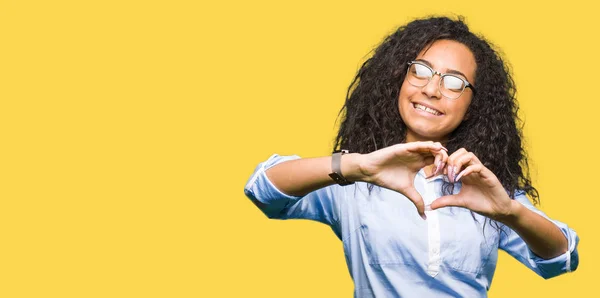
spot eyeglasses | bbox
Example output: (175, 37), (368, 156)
(406, 61), (476, 99)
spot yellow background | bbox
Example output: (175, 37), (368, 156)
(1, 0), (597, 297)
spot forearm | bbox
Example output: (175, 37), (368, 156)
(499, 200), (568, 259)
(265, 153), (364, 197)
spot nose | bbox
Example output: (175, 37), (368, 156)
(421, 74), (442, 99)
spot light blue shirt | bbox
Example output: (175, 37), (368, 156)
(244, 154), (579, 297)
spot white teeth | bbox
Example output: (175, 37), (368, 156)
(414, 103), (441, 116)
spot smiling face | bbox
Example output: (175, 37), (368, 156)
(398, 39), (476, 143)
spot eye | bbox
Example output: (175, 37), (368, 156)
(442, 76), (466, 92)
(412, 64), (432, 78)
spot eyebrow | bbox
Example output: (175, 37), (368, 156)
(414, 59), (469, 80)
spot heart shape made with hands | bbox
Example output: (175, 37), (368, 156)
(360, 142), (513, 220)
(423, 147), (514, 220)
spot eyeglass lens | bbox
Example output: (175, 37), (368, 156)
(408, 63), (466, 99)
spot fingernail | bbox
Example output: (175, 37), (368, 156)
(425, 204), (432, 211)
(448, 166), (454, 182)
(421, 213), (427, 220)
(456, 171), (464, 182)
(453, 166), (459, 182)
(441, 146), (448, 152)
(434, 162), (442, 176)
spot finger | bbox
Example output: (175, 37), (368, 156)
(455, 164), (484, 182)
(405, 141), (445, 154)
(448, 149), (481, 182)
(453, 152), (481, 180)
(430, 194), (465, 210)
(437, 148), (448, 175)
(403, 141), (433, 152)
(455, 151), (481, 167)
(434, 142), (448, 152)
(426, 154), (442, 179)
(434, 152), (442, 168)
(447, 147), (468, 161)
(402, 186), (427, 220)
(428, 149), (447, 178)
(446, 148), (468, 182)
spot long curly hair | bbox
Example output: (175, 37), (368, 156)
(334, 16), (538, 203)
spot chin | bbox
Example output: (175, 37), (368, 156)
(405, 123), (450, 142)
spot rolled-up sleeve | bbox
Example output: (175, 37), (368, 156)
(243, 154), (340, 226)
(499, 191), (579, 279)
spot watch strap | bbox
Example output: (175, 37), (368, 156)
(328, 150), (354, 186)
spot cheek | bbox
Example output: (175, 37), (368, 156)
(446, 99), (472, 123)
(457, 97), (472, 116)
(398, 81), (417, 104)
(456, 104), (469, 116)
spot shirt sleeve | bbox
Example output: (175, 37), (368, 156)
(499, 191), (579, 279)
(243, 154), (341, 226)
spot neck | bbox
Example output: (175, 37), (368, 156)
(405, 131), (447, 146)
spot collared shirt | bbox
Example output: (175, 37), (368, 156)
(244, 154), (579, 297)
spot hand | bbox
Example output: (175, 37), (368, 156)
(357, 141), (448, 219)
(430, 148), (514, 220)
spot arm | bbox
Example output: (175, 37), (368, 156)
(498, 193), (579, 278)
(430, 148), (579, 278)
(264, 154), (363, 197)
(244, 141), (448, 219)
(243, 154), (341, 223)
(498, 199), (567, 259)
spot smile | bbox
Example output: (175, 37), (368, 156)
(413, 103), (442, 116)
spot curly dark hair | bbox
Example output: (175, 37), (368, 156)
(333, 15), (538, 204)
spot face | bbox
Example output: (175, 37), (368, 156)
(398, 39), (476, 143)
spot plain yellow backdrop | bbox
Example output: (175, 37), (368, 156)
(1, 0), (597, 297)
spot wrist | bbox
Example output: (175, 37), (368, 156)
(340, 153), (365, 182)
(496, 199), (524, 224)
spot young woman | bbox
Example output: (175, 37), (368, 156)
(243, 16), (579, 297)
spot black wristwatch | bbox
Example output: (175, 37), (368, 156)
(328, 149), (355, 186)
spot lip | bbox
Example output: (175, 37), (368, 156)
(411, 101), (444, 116)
